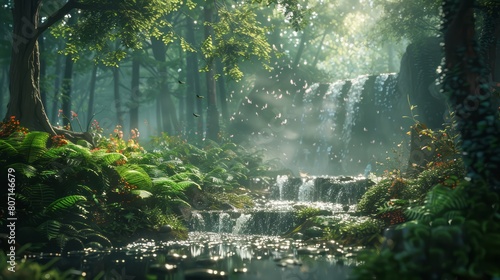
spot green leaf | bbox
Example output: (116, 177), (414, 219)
(115, 164), (152, 190)
(45, 195), (87, 214)
(20, 131), (49, 163)
(131, 189), (152, 198)
(37, 220), (61, 240)
(0, 140), (18, 157)
(8, 162), (37, 178)
(93, 151), (126, 165)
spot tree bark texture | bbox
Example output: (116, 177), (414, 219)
(151, 37), (179, 134)
(186, 17), (203, 141)
(216, 60), (229, 123)
(130, 52), (140, 133)
(204, 4), (220, 141)
(61, 52), (74, 128)
(6, 0), (56, 134)
(112, 66), (124, 127)
(87, 64), (98, 126)
(442, 0), (500, 190)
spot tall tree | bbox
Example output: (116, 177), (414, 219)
(5, 0), (173, 141)
(112, 66), (123, 127)
(87, 63), (98, 125)
(130, 51), (141, 132)
(442, 0), (500, 191)
(185, 16), (203, 140)
(151, 37), (179, 134)
(203, 3), (220, 141)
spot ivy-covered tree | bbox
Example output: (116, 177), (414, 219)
(441, 0), (500, 191)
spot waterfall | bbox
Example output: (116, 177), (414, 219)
(218, 212), (232, 233)
(190, 212), (206, 231)
(340, 75), (370, 171)
(298, 177), (315, 201)
(233, 214), (252, 234)
(272, 175), (374, 204)
(275, 175), (288, 201)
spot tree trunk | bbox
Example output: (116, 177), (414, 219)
(151, 37), (179, 134)
(186, 17), (203, 141)
(478, 9), (500, 81)
(293, 28), (308, 68)
(178, 44), (186, 135)
(51, 44), (63, 122)
(442, 0), (500, 190)
(130, 52), (140, 133)
(216, 60), (229, 123)
(61, 51), (74, 128)
(6, 1), (55, 134)
(39, 35), (47, 107)
(204, 4), (220, 141)
(87, 63), (98, 126)
(112, 66), (124, 127)
(311, 31), (327, 69)
(0, 66), (7, 117)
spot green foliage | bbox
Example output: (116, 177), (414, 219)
(51, 0), (181, 64)
(319, 216), (385, 246)
(294, 206), (322, 221)
(210, 5), (273, 81)
(0, 245), (85, 279)
(373, 0), (441, 43)
(357, 179), (393, 215)
(145, 133), (268, 191)
(353, 181), (500, 279)
(115, 164), (152, 190)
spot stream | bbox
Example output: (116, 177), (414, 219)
(24, 175), (372, 279)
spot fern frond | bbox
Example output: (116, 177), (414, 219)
(169, 198), (192, 208)
(176, 180), (201, 190)
(21, 184), (56, 208)
(92, 151), (126, 165)
(45, 195), (87, 214)
(8, 162), (37, 178)
(0, 140), (18, 157)
(131, 189), (153, 198)
(115, 164), (152, 190)
(208, 176), (224, 184)
(20, 131), (49, 163)
(37, 220), (61, 240)
(65, 143), (92, 159)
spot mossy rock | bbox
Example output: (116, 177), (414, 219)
(357, 179), (393, 215)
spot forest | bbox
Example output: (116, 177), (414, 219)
(1, 0), (500, 279)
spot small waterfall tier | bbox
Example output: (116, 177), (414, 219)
(270, 175), (374, 204)
(189, 210), (295, 236)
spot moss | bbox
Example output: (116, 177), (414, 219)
(357, 179), (393, 215)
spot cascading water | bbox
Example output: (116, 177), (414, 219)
(233, 214), (252, 234)
(231, 71), (408, 176)
(190, 175), (374, 237)
(297, 177), (315, 201)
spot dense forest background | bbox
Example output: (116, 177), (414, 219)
(0, 0), (410, 142)
(2, 0), (500, 279)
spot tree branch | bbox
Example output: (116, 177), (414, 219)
(36, 0), (122, 38)
(36, 0), (76, 37)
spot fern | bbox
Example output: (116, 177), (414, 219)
(176, 180), (201, 190)
(21, 183), (55, 208)
(115, 164), (152, 190)
(45, 195), (87, 214)
(92, 150), (126, 165)
(0, 140), (18, 157)
(20, 131), (49, 163)
(37, 220), (62, 240)
(8, 162), (37, 178)
(131, 189), (153, 198)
